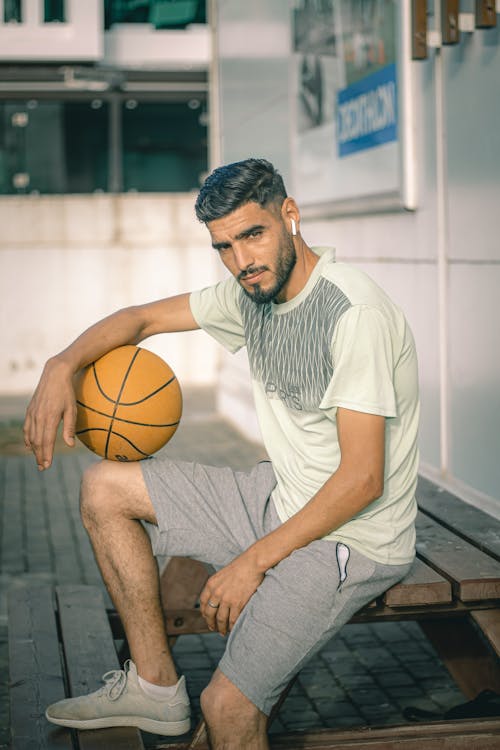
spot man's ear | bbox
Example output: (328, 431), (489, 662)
(281, 197), (300, 236)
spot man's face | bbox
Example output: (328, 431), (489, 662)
(207, 202), (296, 305)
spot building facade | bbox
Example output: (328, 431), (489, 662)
(2, 0), (499, 519)
(1, 0), (221, 392)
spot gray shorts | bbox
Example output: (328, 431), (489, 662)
(141, 456), (412, 716)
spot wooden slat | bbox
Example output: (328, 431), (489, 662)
(269, 729), (500, 749)
(411, 0), (428, 60)
(420, 615), (500, 699)
(108, 608), (209, 640)
(165, 608), (209, 636)
(160, 557), (209, 609)
(56, 585), (145, 750)
(417, 476), (500, 561)
(352, 600), (500, 623)
(475, 0), (497, 28)
(187, 720), (208, 749)
(415, 511), (500, 601)
(159, 718), (500, 749)
(111, 600), (477, 638)
(383, 558), (452, 607)
(2, 458), (24, 574)
(161, 563), (452, 631)
(8, 585), (73, 750)
(268, 720), (500, 748)
(472, 609), (500, 658)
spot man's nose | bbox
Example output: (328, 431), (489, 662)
(233, 243), (255, 272)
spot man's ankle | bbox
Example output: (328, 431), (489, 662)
(138, 674), (185, 701)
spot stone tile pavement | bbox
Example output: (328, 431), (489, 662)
(0, 390), (466, 748)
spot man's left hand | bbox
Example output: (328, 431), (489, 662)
(200, 553), (264, 636)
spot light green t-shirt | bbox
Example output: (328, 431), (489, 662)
(190, 248), (419, 564)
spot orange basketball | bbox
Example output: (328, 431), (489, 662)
(74, 345), (182, 461)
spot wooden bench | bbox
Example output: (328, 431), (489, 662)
(8, 477), (500, 749)
(8, 584), (146, 750)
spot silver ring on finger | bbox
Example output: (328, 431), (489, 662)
(207, 600), (220, 608)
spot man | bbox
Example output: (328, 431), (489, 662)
(24, 158), (419, 750)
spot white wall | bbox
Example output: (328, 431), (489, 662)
(305, 27), (500, 512)
(443, 24), (500, 507)
(104, 23), (210, 71)
(0, 194), (220, 394)
(303, 46), (440, 468)
(212, 0), (292, 443)
(213, 2), (500, 513)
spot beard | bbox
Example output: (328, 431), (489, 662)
(238, 231), (297, 305)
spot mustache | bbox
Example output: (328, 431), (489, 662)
(238, 266), (269, 281)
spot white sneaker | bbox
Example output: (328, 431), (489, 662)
(45, 660), (190, 736)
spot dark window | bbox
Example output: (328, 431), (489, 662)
(64, 101), (109, 193)
(44, 0), (66, 23)
(0, 101), (108, 195)
(104, 0), (206, 30)
(0, 97), (207, 194)
(122, 100), (207, 192)
(4, 0), (22, 23)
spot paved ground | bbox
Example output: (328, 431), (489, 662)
(0, 390), (466, 748)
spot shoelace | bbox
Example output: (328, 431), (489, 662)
(97, 665), (128, 701)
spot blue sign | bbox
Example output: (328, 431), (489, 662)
(337, 63), (398, 157)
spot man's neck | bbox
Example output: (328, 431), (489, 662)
(276, 242), (319, 304)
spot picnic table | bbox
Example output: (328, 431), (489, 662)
(8, 475), (500, 749)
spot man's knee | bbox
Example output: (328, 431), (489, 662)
(80, 460), (155, 528)
(200, 670), (264, 731)
(80, 461), (115, 527)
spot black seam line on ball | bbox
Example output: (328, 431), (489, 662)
(93, 366), (177, 406)
(104, 349), (141, 459)
(76, 400), (180, 428)
(76, 427), (150, 457)
(118, 375), (177, 405)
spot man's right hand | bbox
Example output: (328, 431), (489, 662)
(23, 357), (77, 471)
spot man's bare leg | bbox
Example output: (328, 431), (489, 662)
(201, 670), (269, 750)
(80, 459), (177, 685)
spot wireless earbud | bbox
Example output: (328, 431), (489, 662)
(291, 219), (297, 236)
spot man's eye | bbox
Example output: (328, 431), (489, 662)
(249, 230), (262, 238)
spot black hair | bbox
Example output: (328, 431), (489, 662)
(195, 158), (287, 223)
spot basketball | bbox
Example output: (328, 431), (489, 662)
(74, 345), (182, 461)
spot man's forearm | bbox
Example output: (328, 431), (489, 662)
(246, 464), (383, 574)
(52, 306), (150, 376)
(52, 293), (197, 376)
(246, 408), (385, 574)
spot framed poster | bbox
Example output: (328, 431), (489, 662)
(292, 0), (416, 217)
